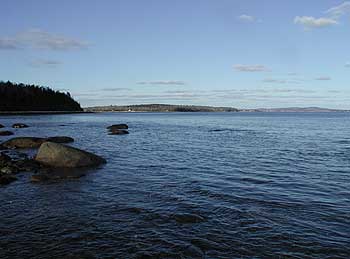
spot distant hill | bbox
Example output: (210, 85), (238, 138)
(0, 81), (82, 112)
(85, 104), (239, 112)
(242, 107), (349, 112)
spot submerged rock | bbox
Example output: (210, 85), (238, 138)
(107, 124), (128, 130)
(12, 123), (29, 128)
(31, 168), (88, 182)
(0, 174), (17, 185)
(1, 137), (46, 149)
(35, 142), (106, 168)
(108, 129), (129, 135)
(0, 131), (14, 136)
(46, 136), (74, 143)
(173, 213), (205, 224)
(0, 152), (11, 164)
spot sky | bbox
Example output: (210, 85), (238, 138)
(0, 0), (349, 109)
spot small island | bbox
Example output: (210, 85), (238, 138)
(0, 81), (83, 113)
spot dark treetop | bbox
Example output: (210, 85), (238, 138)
(0, 81), (82, 112)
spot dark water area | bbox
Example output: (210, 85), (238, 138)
(1, 112), (350, 259)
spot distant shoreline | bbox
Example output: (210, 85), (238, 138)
(84, 104), (350, 113)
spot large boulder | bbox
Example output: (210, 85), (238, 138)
(0, 131), (14, 136)
(107, 124), (128, 130)
(2, 137), (46, 149)
(12, 123), (29, 128)
(35, 142), (106, 168)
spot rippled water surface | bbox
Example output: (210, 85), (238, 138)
(1, 112), (350, 259)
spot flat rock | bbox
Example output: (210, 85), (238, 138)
(12, 123), (29, 128)
(35, 142), (106, 168)
(0, 131), (14, 136)
(1, 137), (46, 149)
(46, 136), (74, 143)
(107, 124), (128, 130)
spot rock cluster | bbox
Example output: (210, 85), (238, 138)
(0, 135), (105, 185)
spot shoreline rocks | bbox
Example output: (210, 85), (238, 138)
(35, 142), (106, 168)
(0, 151), (40, 185)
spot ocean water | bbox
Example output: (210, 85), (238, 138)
(0, 112), (349, 259)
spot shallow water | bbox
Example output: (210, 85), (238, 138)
(1, 112), (350, 259)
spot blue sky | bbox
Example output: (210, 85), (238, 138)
(1, 0), (349, 108)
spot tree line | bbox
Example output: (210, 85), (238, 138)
(0, 81), (82, 111)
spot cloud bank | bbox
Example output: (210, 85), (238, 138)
(234, 64), (270, 72)
(137, 81), (186, 85)
(0, 29), (88, 50)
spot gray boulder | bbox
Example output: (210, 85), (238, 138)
(35, 142), (106, 168)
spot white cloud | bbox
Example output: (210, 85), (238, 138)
(137, 80), (186, 85)
(30, 59), (61, 67)
(263, 78), (287, 84)
(237, 15), (255, 23)
(234, 64), (270, 72)
(294, 16), (338, 28)
(315, 76), (331, 81)
(0, 38), (18, 49)
(0, 29), (88, 50)
(325, 1), (350, 19)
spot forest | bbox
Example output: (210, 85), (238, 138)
(0, 81), (82, 111)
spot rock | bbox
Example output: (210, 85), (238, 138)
(46, 136), (74, 143)
(12, 123), (29, 128)
(0, 152), (11, 165)
(1, 137), (46, 149)
(0, 165), (18, 175)
(35, 142), (106, 168)
(108, 129), (129, 135)
(173, 213), (205, 224)
(0, 131), (14, 136)
(107, 124), (128, 130)
(0, 174), (17, 185)
(0, 124), (4, 128)
(14, 159), (40, 172)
